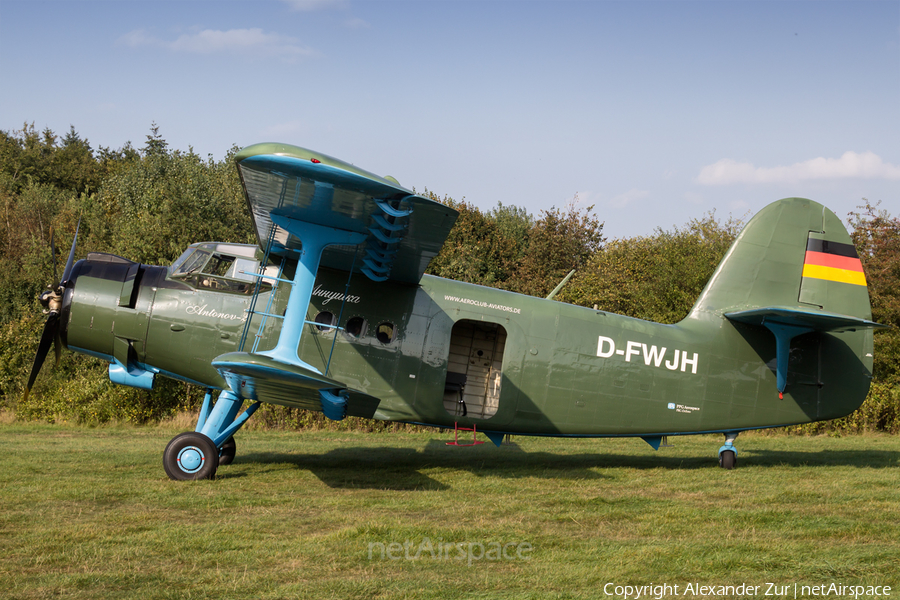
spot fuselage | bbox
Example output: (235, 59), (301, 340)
(59, 249), (873, 438)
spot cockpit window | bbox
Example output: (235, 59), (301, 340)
(173, 249), (210, 276)
(225, 258), (259, 283)
(169, 244), (273, 294)
(203, 254), (234, 277)
(170, 248), (194, 274)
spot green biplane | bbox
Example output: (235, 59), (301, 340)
(26, 143), (886, 479)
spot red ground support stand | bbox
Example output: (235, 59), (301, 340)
(446, 422), (485, 446)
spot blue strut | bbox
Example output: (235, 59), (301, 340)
(762, 321), (813, 394)
(260, 215), (366, 371)
(196, 389), (261, 448)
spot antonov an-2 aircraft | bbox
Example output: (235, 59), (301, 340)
(26, 143), (886, 479)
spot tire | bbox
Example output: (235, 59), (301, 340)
(163, 432), (219, 481)
(719, 449), (736, 470)
(218, 437), (236, 466)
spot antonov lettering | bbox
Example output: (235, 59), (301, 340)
(597, 335), (699, 374)
(185, 304), (247, 322)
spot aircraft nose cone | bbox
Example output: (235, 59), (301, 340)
(38, 286), (65, 315)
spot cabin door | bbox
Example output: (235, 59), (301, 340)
(442, 319), (508, 420)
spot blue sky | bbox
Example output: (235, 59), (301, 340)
(1, 0), (897, 238)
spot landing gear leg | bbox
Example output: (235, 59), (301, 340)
(718, 432), (739, 470)
(163, 389), (260, 481)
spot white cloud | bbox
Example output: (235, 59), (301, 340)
(696, 151), (900, 185)
(119, 28), (317, 61)
(609, 189), (650, 208)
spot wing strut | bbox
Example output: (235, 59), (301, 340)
(239, 220), (282, 353)
(325, 246), (360, 377)
(260, 214), (366, 370)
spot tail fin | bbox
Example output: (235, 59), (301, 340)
(690, 197), (876, 320)
(689, 197), (885, 402)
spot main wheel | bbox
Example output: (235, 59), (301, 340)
(719, 449), (736, 470)
(164, 432), (219, 480)
(218, 437), (236, 466)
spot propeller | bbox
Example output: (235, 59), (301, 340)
(24, 219), (80, 401)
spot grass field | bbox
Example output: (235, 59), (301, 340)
(1, 423), (898, 599)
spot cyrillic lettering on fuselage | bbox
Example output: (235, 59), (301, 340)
(596, 336), (699, 374)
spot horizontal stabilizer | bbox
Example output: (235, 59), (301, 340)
(725, 307), (887, 394)
(212, 352), (381, 419)
(724, 306), (888, 332)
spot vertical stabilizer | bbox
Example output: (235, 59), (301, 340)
(688, 198), (874, 322)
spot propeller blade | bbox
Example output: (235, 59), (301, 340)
(60, 218), (81, 285)
(24, 313), (60, 401)
(50, 226), (59, 287)
(54, 331), (62, 367)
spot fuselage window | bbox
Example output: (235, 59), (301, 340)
(345, 316), (367, 338)
(314, 311), (336, 332)
(376, 322), (395, 344)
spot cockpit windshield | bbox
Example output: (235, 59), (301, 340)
(172, 249), (211, 277)
(169, 243), (273, 294)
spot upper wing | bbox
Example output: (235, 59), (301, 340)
(236, 143), (458, 284)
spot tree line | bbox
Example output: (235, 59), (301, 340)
(1, 123), (896, 432)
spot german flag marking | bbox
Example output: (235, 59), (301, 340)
(802, 239), (866, 286)
(806, 238), (858, 258)
(804, 251), (864, 272)
(802, 263), (867, 286)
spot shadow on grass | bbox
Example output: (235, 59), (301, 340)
(232, 438), (900, 489)
(235, 441), (671, 489)
(747, 447), (900, 468)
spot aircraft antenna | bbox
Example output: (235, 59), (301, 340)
(545, 269), (576, 301)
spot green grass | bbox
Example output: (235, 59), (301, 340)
(1, 424), (898, 599)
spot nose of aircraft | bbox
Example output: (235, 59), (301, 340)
(24, 220), (80, 401)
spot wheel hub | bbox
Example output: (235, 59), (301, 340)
(177, 446), (205, 473)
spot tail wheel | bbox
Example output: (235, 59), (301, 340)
(218, 437), (236, 466)
(164, 432), (219, 480)
(719, 449), (736, 470)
